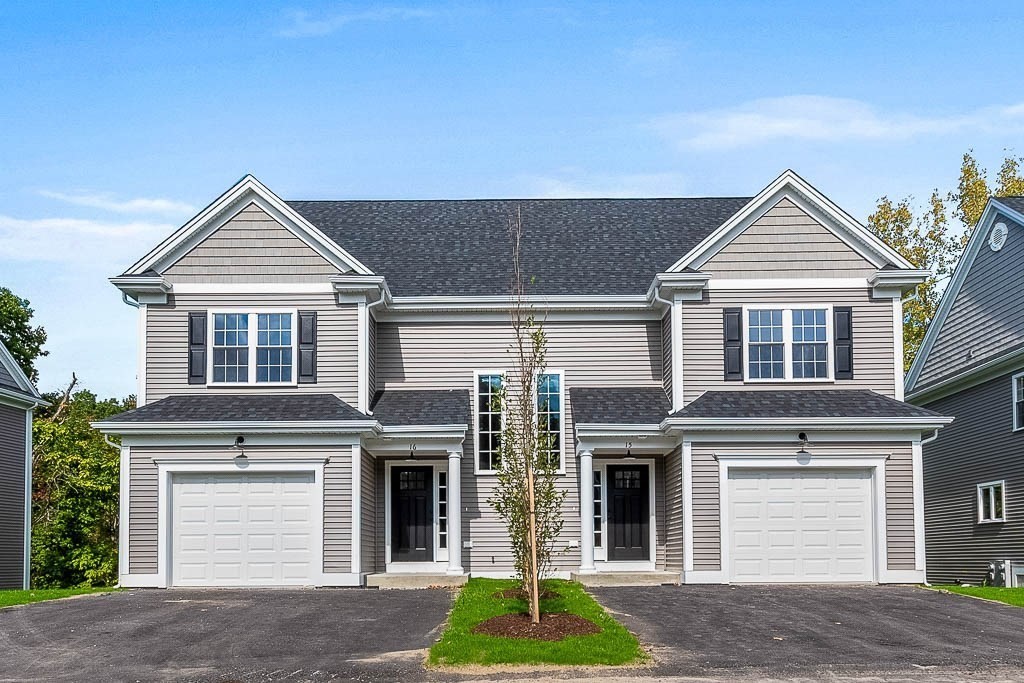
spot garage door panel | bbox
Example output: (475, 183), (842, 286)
(728, 468), (873, 583)
(171, 472), (318, 587)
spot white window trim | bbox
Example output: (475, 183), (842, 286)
(977, 480), (1007, 524)
(742, 304), (834, 383)
(536, 369), (566, 475)
(1013, 372), (1024, 432)
(473, 369), (505, 475)
(383, 459), (449, 571)
(207, 308), (298, 387)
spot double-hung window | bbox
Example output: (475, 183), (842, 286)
(210, 311), (296, 385)
(745, 306), (832, 381)
(476, 373), (503, 473)
(978, 481), (1006, 523)
(1013, 372), (1024, 431)
(536, 371), (564, 471)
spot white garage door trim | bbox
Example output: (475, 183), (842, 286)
(153, 458), (327, 588)
(718, 455), (888, 584)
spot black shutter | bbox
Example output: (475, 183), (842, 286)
(834, 306), (854, 380)
(723, 307), (743, 381)
(188, 311), (206, 385)
(298, 311), (317, 384)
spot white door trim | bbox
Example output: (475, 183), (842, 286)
(384, 460), (449, 573)
(717, 454), (888, 584)
(595, 458), (657, 572)
(154, 457), (329, 588)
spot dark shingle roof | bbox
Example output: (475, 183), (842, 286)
(671, 390), (944, 419)
(997, 196), (1024, 215)
(288, 197), (751, 296)
(370, 389), (471, 426)
(569, 387), (672, 425)
(99, 394), (368, 423)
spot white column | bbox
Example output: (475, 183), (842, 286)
(446, 448), (464, 575)
(578, 449), (596, 573)
(350, 443), (362, 577)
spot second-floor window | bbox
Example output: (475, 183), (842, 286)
(745, 306), (831, 381)
(211, 311), (295, 385)
(476, 373), (503, 473)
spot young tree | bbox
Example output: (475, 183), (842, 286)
(31, 377), (134, 587)
(489, 206), (566, 624)
(867, 151), (1024, 370)
(0, 287), (48, 383)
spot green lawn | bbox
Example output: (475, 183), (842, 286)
(0, 587), (116, 609)
(932, 585), (1024, 607)
(428, 578), (646, 667)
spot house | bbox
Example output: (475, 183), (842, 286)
(93, 170), (951, 589)
(905, 196), (1024, 585)
(0, 340), (45, 589)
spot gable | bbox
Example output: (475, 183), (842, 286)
(161, 203), (341, 284)
(701, 197), (876, 279)
(914, 210), (1024, 389)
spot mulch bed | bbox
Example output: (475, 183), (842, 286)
(471, 612), (602, 641)
(492, 588), (561, 601)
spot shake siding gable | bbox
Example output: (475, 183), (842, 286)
(145, 293), (359, 406)
(162, 203), (340, 284)
(682, 288), (895, 403)
(701, 197), (877, 279)
(916, 213), (1024, 389)
(923, 370), (1024, 584)
(0, 404), (26, 588)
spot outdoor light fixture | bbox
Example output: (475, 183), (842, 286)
(233, 435), (247, 460)
(796, 432), (810, 457)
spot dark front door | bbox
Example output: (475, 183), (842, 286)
(607, 464), (650, 562)
(391, 466), (433, 562)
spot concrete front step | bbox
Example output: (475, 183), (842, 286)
(571, 571), (681, 587)
(365, 573), (468, 590)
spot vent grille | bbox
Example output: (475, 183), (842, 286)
(990, 222), (1009, 252)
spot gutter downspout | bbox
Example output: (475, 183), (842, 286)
(122, 293), (140, 309)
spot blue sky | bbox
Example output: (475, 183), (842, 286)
(1, 1), (1022, 397)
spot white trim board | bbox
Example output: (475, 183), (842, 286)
(0, 340), (43, 402)
(905, 197), (1024, 394)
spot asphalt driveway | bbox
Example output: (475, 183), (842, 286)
(0, 588), (453, 682)
(590, 584), (1024, 679)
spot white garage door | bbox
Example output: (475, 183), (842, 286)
(727, 469), (873, 583)
(171, 472), (318, 587)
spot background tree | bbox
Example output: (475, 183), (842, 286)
(31, 376), (134, 587)
(489, 206), (566, 624)
(867, 151), (1024, 370)
(0, 287), (48, 383)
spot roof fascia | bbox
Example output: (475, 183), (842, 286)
(122, 175), (374, 278)
(0, 343), (41, 399)
(907, 344), (1024, 405)
(668, 170), (915, 273)
(384, 294), (651, 314)
(91, 419), (381, 435)
(660, 416), (953, 432)
(905, 198), (1024, 392)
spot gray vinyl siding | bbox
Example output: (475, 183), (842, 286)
(0, 363), (17, 392)
(126, 445), (351, 577)
(916, 213), (1024, 389)
(664, 446), (683, 571)
(681, 288), (896, 403)
(162, 203), (340, 284)
(375, 457), (386, 571)
(145, 293), (359, 406)
(690, 442), (916, 574)
(922, 370), (1024, 584)
(0, 404), (27, 588)
(368, 315), (377, 401)
(377, 319), (663, 572)
(661, 312), (672, 400)
(360, 448), (376, 574)
(701, 197), (876, 279)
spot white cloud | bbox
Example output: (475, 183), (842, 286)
(38, 190), (195, 216)
(651, 96), (1024, 150)
(279, 6), (434, 37)
(522, 169), (689, 198)
(0, 214), (172, 267)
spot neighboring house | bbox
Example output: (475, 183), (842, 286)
(0, 340), (45, 589)
(906, 196), (1024, 585)
(94, 170), (951, 589)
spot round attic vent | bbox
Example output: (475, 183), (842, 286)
(990, 222), (1009, 252)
